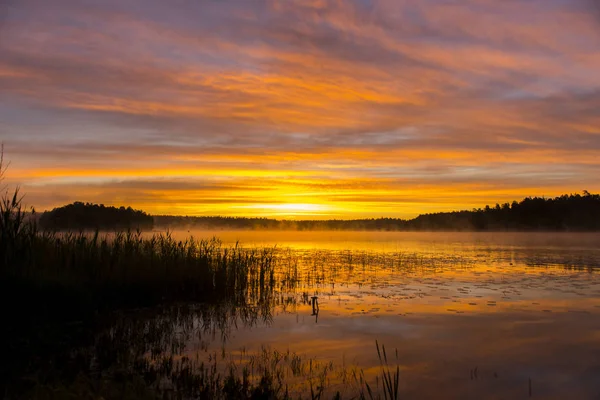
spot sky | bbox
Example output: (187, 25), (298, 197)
(1, 0), (599, 219)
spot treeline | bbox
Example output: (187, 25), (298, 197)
(39, 202), (154, 231)
(410, 192), (600, 231)
(38, 192), (600, 232)
(153, 215), (407, 231)
(155, 192), (600, 231)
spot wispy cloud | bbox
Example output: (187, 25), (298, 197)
(1, 0), (599, 218)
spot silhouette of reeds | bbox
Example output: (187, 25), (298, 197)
(356, 341), (400, 400)
(1, 188), (276, 314)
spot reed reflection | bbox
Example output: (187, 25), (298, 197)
(4, 232), (600, 398)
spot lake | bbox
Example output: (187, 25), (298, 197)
(23, 230), (599, 399)
(107, 230), (599, 399)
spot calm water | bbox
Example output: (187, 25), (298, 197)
(132, 232), (600, 398)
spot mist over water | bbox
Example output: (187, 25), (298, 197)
(151, 229), (600, 265)
(155, 229), (600, 246)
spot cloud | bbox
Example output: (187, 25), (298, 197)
(0, 0), (599, 217)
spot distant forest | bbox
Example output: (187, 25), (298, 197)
(155, 192), (600, 231)
(39, 192), (600, 232)
(39, 202), (154, 231)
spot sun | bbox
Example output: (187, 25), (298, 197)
(237, 203), (334, 218)
(267, 203), (327, 212)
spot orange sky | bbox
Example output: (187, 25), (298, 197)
(1, 0), (599, 218)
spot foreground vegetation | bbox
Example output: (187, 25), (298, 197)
(2, 201), (276, 314)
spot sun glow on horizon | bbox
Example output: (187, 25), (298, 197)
(233, 203), (338, 219)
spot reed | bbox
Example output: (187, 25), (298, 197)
(356, 342), (401, 400)
(1, 189), (276, 315)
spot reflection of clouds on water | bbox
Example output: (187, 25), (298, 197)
(97, 231), (600, 398)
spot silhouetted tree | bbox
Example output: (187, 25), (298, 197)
(39, 202), (154, 231)
(153, 192), (600, 232)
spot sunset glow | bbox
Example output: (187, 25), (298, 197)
(1, 0), (599, 218)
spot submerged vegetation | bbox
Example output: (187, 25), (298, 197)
(155, 191), (600, 231)
(5, 298), (398, 399)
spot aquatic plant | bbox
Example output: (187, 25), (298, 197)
(0, 180), (277, 314)
(354, 342), (401, 400)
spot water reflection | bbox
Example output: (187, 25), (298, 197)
(11, 232), (600, 398)
(157, 230), (600, 254)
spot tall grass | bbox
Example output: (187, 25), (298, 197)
(0, 187), (276, 315)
